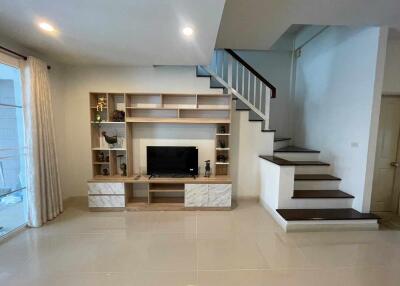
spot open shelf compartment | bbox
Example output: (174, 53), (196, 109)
(126, 93), (161, 108)
(108, 93), (125, 122)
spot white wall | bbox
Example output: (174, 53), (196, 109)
(236, 50), (293, 137)
(383, 39), (400, 94)
(292, 26), (387, 212)
(131, 123), (216, 174)
(230, 108), (274, 199)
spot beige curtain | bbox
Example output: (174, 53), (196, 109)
(21, 57), (63, 227)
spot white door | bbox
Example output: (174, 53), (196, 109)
(371, 96), (400, 212)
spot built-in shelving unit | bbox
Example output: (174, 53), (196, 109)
(89, 92), (232, 210)
(125, 93), (231, 124)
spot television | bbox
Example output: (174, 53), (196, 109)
(147, 146), (198, 177)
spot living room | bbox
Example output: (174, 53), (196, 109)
(1, 1), (400, 285)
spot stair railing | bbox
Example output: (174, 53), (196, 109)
(201, 49), (276, 122)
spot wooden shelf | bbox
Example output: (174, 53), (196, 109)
(93, 162), (109, 165)
(126, 117), (230, 124)
(90, 121), (125, 124)
(149, 183), (185, 193)
(216, 148), (230, 150)
(93, 175), (128, 180)
(152, 197), (184, 205)
(89, 175), (232, 184)
(216, 162), (230, 165)
(216, 133), (230, 136)
(92, 147), (126, 151)
(197, 93), (230, 97)
(126, 197), (185, 211)
(126, 107), (229, 110)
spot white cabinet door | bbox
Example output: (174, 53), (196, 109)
(208, 184), (232, 207)
(88, 183), (124, 195)
(88, 195), (125, 208)
(185, 184), (208, 207)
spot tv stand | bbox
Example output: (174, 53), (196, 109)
(88, 175), (232, 211)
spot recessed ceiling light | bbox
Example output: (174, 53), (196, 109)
(39, 22), (55, 32)
(182, 27), (193, 36)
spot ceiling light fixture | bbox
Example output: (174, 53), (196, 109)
(39, 22), (55, 32)
(182, 27), (194, 36)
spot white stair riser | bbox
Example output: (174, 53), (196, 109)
(295, 165), (332, 174)
(287, 198), (353, 209)
(274, 140), (290, 150)
(286, 220), (379, 232)
(294, 180), (341, 190)
(274, 152), (320, 161)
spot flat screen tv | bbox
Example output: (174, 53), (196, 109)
(147, 146), (198, 177)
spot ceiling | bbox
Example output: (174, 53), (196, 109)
(217, 0), (400, 50)
(0, 0), (225, 65)
(1, 0), (400, 65)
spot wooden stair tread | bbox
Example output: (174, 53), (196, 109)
(259, 156), (330, 167)
(291, 161), (329, 166)
(274, 137), (291, 142)
(292, 190), (354, 199)
(274, 146), (320, 153)
(295, 174), (341, 181)
(277, 208), (380, 221)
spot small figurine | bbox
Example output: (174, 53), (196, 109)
(204, 160), (211, 177)
(120, 163), (127, 176)
(217, 154), (227, 162)
(96, 97), (107, 112)
(219, 140), (226, 148)
(97, 151), (105, 162)
(117, 154), (127, 176)
(95, 112), (103, 123)
(112, 110), (125, 122)
(102, 168), (109, 176)
(102, 131), (118, 147)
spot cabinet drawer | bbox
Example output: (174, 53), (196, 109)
(208, 184), (232, 207)
(88, 183), (125, 195)
(185, 184), (208, 207)
(88, 195), (125, 208)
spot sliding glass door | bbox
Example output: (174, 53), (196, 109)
(0, 58), (27, 238)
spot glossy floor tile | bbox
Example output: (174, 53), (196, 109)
(1, 199), (399, 285)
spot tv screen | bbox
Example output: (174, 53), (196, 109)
(147, 146), (198, 176)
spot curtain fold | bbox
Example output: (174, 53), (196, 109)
(21, 57), (63, 227)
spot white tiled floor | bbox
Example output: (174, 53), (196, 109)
(1, 199), (400, 285)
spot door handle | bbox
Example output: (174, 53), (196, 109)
(391, 162), (400, 167)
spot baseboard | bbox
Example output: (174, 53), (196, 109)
(259, 198), (288, 231)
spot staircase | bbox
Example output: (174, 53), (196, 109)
(196, 49), (379, 232)
(260, 141), (379, 231)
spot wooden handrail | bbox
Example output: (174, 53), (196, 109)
(224, 49), (276, 98)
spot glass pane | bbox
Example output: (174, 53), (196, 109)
(0, 63), (26, 238)
(0, 189), (26, 237)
